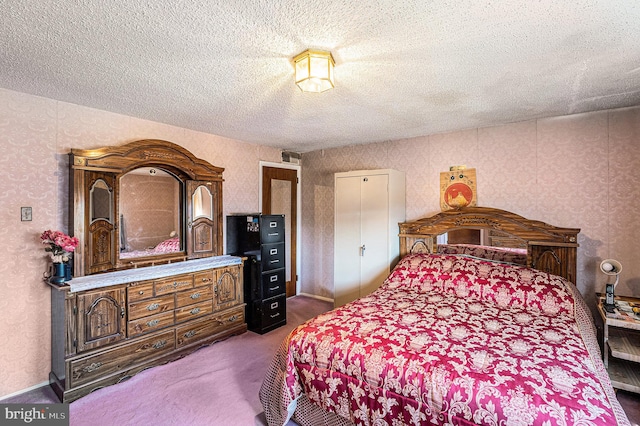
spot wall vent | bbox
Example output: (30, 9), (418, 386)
(281, 151), (301, 165)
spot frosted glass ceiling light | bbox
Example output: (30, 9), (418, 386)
(293, 50), (335, 93)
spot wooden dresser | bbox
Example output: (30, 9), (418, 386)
(49, 256), (246, 402)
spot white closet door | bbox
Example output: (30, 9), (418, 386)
(334, 175), (362, 307)
(359, 174), (389, 297)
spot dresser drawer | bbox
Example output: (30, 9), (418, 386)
(155, 274), (194, 295)
(127, 282), (155, 302)
(128, 295), (175, 321)
(175, 317), (216, 348)
(261, 268), (285, 299)
(175, 300), (213, 323)
(176, 285), (213, 308)
(261, 242), (285, 271)
(175, 306), (244, 348)
(128, 311), (174, 337)
(258, 294), (286, 329)
(193, 270), (214, 287)
(212, 306), (245, 334)
(69, 329), (175, 387)
(260, 215), (285, 244)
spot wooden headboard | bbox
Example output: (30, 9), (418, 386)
(398, 207), (580, 284)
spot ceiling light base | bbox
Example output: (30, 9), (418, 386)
(293, 50), (335, 93)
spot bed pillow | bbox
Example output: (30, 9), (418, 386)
(383, 253), (573, 316)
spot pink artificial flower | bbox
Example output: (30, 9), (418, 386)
(41, 229), (78, 262)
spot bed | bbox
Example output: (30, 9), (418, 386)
(259, 207), (629, 425)
(119, 236), (180, 259)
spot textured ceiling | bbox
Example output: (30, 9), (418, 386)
(2, 1), (639, 153)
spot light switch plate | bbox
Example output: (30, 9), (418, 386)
(21, 207), (32, 221)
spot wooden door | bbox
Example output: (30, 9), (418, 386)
(76, 288), (126, 353)
(262, 167), (297, 297)
(214, 265), (243, 311)
(186, 180), (217, 259)
(86, 172), (116, 274)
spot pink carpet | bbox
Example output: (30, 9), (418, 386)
(69, 295), (332, 426)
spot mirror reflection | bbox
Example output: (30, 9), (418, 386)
(192, 185), (213, 220)
(90, 179), (113, 223)
(436, 228), (527, 265)
(119, 167), (182, 259)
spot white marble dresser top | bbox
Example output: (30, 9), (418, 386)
(67, 255), (243, 293)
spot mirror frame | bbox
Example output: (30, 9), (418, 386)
(70, 139), (224, 276)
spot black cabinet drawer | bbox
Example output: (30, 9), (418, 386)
(258, 294), (286, 330)
(261, 243), (285, 271)
(261, 268), (285, 299)
(227, 213), (287, 334)
(260, 215), (285, 244)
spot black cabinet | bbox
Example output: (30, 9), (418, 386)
(227, 214), (286, 333)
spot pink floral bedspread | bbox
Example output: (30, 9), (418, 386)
(437, 243), (527, 265)
(261, 254), (629, 425)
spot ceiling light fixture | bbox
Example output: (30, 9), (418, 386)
(293, 49), (335, 93)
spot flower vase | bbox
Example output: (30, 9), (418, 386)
(64, 262), (72, 281)
(50, 262), (67, 285)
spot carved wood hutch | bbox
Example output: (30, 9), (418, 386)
(49, 140), (247, 402)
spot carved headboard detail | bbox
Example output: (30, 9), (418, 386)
(398, 206), (580, 284)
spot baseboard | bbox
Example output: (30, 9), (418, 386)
(295, 292), (334, 303)
(0, 381), (49, 402)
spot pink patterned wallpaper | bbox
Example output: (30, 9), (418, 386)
(1, 85), (639, 399)
(0, 88), (280, 397)
(300, 107), (640, 313)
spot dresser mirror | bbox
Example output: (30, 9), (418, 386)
(192, 185), (213, 220)
(89, 179), (113, 223)
(70, 140), (224, 276)
(119, 167), (182, 259)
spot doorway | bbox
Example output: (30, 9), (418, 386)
(261, 165), (298, 297)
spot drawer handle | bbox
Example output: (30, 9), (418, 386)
(190, 307), (201, 315)
(269, 222), (278, 228)
(270, 260), (280, 264)
(152, 340), (167, 349)
(138, 290), (145, 295)
(269, 286), (280, 291)
(270, 313), (280, 318)
(184, 330), (196, 338)
(147, 303), (160, 311)
(268, 232), (279, 237)
(82, 362), (103, 373)
(270, 248), (278, 255)
(228, 315), (238, 322)
(270, 275), (278, 282)
(201, 277), (211, 283)
(190, 293), (201, 300)
(146, 319), (160, 327)
(270, 302), (279, 309)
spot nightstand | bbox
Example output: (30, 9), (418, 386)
(597, 294), (640, 393)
